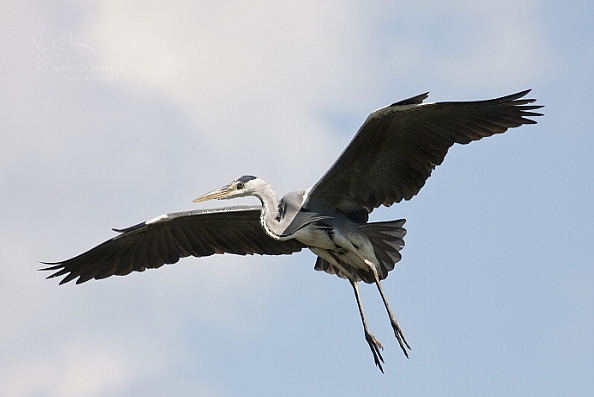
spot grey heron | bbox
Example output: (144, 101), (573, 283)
(43, 90), (542, 372)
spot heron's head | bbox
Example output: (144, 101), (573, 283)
(193, 175), (263, 202)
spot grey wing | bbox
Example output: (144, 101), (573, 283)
(308, 90), (543, 217)
(42, 205), (306, 285)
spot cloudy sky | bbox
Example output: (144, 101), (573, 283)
(2, 1), (592, 396)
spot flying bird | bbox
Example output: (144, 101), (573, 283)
(43, 90), (542, 372)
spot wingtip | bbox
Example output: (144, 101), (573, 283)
(39, 260), (72, 284)
(500, 89), (538, 103)
(497, 90), (544, 118)
(38, 261), (60, 272)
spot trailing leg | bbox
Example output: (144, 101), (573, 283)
(361, 257), (411, 357)
(350, 279), (385, 372)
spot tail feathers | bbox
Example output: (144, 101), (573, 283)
(314, 256), (351, 280)
(313, 219), (407, 284)
(360, 219), (406, 280)
(314, 257), (379, 283)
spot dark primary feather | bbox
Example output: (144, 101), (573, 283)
(42, 206), (306, 284)
(308, 90), (543, 216)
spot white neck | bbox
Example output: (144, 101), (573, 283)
(252, 181), (282, 240)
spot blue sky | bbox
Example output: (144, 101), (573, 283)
(1, 1), (593, 396)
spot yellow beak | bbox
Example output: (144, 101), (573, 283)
(193, 184), (234, 202)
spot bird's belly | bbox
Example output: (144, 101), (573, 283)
(293, 227), (336, 250)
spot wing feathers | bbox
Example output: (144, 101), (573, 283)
(309, 90), (542, 215)
(42, 206), (305, 284)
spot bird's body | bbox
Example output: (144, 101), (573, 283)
(43, 90), (543, 372)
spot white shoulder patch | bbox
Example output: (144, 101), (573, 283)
(369, 103), (419, 119)
(146, 214), (171, 225)
(301, 188), (311, 207)
(368, 100), (438, 121)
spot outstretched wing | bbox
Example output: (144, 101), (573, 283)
(42, 205), (306, 285)
(307, 90), (543, 218)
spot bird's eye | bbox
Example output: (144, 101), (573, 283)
(236, 182), (245, 189)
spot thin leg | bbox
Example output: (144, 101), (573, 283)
(350, 279), (385, 372)
(362, 258), (411, 357)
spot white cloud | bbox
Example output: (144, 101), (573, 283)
(1, 338), (145, 397)
(79, 1), (373, 190)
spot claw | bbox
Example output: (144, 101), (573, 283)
(365, 331), (385, 372)
(391, 320), (411, 358)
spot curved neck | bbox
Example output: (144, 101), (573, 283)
(253, 182), (282, 240)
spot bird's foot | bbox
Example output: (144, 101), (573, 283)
(390, 318), (411, 358)
(365, 331), (385, 373)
